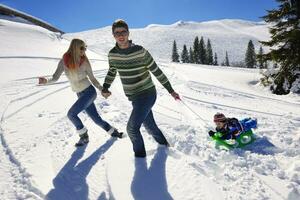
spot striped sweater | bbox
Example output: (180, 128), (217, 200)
(103, 43), (174, 100)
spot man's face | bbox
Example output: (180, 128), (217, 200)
(113, 27), (129, 46)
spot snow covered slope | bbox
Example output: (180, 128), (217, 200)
(64, 19), (270, 63)
(0, 17), (102, 86)
(0, 4), (64, 33)
(1, 16), (300, 200)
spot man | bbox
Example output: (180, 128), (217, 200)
(102, 19), (180, 157)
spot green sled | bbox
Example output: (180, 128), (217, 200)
(211, 130), (256, 150)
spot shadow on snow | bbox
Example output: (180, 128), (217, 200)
(46, 138), (117, 200)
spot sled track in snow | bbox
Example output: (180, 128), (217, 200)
(186, 80), (300, 107)
(252, 172), (287, 200)
(181, 94), (284, 117)
(153, 110), (182, 121)
(12, 68), (108, 82)
(0, 70), (110, 198)
(0, 101), (44, 199)
(0, 80), (71, 197)
(4, 85), (70, 120)
(0, 56), (107, 63)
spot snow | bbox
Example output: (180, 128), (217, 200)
(291, 78), (300, 93)
(1, 15), (300, 200)
(64, 19), (271, 63)
(0, 4), (58, 30)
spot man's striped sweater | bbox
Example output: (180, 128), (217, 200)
(103, 43), (174, 100)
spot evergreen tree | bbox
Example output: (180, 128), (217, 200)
(206, 39), (214, 65)
(199, 37), (207, 64)
(225, 51), (230, 66)
(245, 40), (256, 68)
(171, 40), (180, 62)
(181, 44), (189, 63)
(189, 47), (194, 63)
(213, 52), (218, 66)
(259, 0), (300, 94)
(193, 36), (200, 63)
(257, 46), (266, 69)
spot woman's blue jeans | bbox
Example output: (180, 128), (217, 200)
(67, 85), (111, 132)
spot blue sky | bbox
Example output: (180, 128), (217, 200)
(1, 0), (278, 33)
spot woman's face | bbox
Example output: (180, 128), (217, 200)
(79, 44), (86, 56)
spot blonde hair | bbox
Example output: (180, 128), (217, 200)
(64, 39), (88, 70)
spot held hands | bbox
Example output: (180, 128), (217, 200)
(38, 77), (47, 84)
(101, 90), (111, 99)
(171, 91), (180, 100)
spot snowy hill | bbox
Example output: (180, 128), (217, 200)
(0, 4), (64, 34)
(64, 19), (270, 63)
(1, 15), (300, 200)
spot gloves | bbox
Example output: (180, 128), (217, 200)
(208, 130), (215, 137)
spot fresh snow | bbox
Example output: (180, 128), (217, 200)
(0, 4), (60, 32)
(64, 19), (270, 63)
(0, 16), (300, 200)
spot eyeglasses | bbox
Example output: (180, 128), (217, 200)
(80, 46), (87, 51)
(113, 30), (128, 37)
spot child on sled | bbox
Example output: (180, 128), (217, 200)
(208, 113), (257, 140)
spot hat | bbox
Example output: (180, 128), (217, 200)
(213, 113), (226, 122)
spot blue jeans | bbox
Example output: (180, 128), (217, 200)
(67, 85), (111, 132)
(127, 91), (168, 157)
(240, 118), (257, 132)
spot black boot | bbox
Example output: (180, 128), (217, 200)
(111, 129), (123, 138)
(75, 132), (89, 147)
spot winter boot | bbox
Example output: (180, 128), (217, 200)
(108, 127), (123, 138)
(75, 132), (89, 147)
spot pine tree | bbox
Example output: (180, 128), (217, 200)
(225, 51), (230, 66)
(206, 39), (214, 65)
(181, 44), (189, 63)
(213, 52), (218, 66)
(189, 47), (194, 63)
(259, 0), (300, 94)
(245, 40), (256, 68)
(172, 40), (180, 62)
(193, 37), (200, 63)
(257, 46), (266, 69)
(199, 37), (207, 64)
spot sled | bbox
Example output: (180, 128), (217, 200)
(211, 130), (256, 150)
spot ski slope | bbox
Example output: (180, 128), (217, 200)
(64, 19), (270, 63)
(1, 16), (300, 200)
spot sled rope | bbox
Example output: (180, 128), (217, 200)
(176, 97), (210, 128)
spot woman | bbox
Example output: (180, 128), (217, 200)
(39, 39), (123, 147)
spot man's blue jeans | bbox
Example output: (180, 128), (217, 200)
(127, 91), (168, 157)
(67, 85), (111, 132)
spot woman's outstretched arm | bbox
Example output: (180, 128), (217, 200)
(39, 59), (64, 84)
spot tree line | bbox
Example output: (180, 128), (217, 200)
(171, 37), (267, 69)
(171, 37), (225, 66)
(171, 0), (300, 95)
